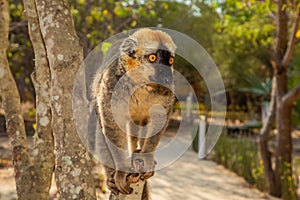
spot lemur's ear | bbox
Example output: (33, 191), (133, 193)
(120, 37), (138, 58)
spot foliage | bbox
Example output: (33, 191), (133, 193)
(8, 0), (221, 105)
(239, 74), (272, 101)
(213, 133), (300, 197)
(7, 0), (161, 102)
(137, 1), (219, 52)
(289, 46), (300, 125)
(213, 134), (267, 191)
(212, 0), (274, 90)
(8, 0), (34, 101)
(281, 161), (298, 200)
(70, 0), (158, 53)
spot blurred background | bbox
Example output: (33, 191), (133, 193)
(1, 0), (300, 199)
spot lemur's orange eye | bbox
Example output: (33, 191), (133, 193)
(148, 54), (157, 62)
(169, 57), (174, 65)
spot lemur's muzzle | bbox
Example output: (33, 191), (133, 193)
(149, 64), (173, 86)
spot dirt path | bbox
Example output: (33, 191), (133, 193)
(0, 134), (280, 200)
(0, 168), (16, 200)
(149, 147), (279, 200)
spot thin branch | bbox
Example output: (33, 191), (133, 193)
(260, 75), (277, 141)
(9, 21), (28, 32)
(268, 12), (277, 21)
(114, 16), (134, 34)
(282, 82), (300, 106)
(281, 9), (300, 68)
(82, 0), (91, 56)
(259, 75), (277, 193)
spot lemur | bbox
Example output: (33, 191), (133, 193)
(92, 28), (176, 198)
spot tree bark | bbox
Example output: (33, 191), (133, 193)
(34, 0), (96, 198)
(267, 1), (300, 199)
(274, 70), (297, 200)
(23, 0), (55, 198)
(274, 0), (288, 66)
(282, 83), (300, 106)
(0, 0), (32, 199)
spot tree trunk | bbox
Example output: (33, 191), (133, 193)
(34, 0), (96, 198)
(0, 0), (32, 198)
(1, 0), (56, 198)
(24, 0), (55, 198)
(275, 70), (297, 199)
(264, 1), (300, 199)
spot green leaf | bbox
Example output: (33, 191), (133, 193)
(162, 2), (169, 10)
(114, 3), (131, 18)
(71, 8), (79, 17)
(149, 10), (156, 18)
(239, 87), (266, 95)
(131, 20), (137, 27)
(78, 0), (85, 6)
(101, 42), (112, 55)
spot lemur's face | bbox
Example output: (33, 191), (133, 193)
(120, 29), (176, 87)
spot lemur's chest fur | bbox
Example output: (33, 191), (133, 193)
(129, 84), (174, 125)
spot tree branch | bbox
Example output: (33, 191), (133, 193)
(23, 0), (55, 198)
(82, 0), (91, 56)
(9, 21), (28, 32)
(282, 82), (300, 107)
(114, 16), (134, 34)
(281, 8), (300, 68)
(259, 75), (277, 194)
(274, 0), (288, 68)
(0, 0), (32, 198)
(260, 76), (277, 140)
(34, 0), (97, 198)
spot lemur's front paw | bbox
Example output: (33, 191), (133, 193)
(108, 170), (133, 195)
(126, 172), (141, 183)
(131, 149), (156, 180)
(107, 176), (120, 195)
(140, 171), (155, 180)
